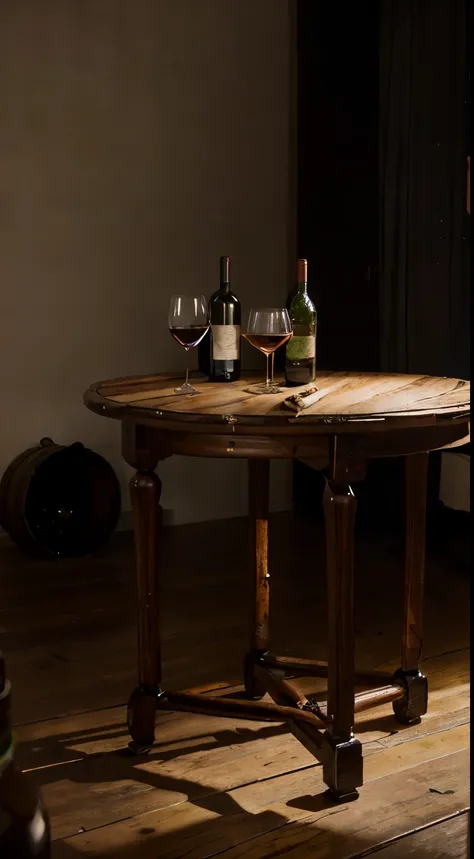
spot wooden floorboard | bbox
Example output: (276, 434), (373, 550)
(0, 513), (469, 858)
(16, 678), (470, 841)
(51, 750), (469, 858)
(370, 812), (469, 859)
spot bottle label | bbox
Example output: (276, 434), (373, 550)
(212, 325), (240, 361)
(286, 335), (315, 360)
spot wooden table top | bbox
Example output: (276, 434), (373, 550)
(85, 371), (470, 433)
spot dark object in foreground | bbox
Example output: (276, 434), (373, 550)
(0, 650), (51, 858)
(0, 438), (121, 558)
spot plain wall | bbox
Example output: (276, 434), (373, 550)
(0, 0), (294, 524)
(439, 454), (470, 513)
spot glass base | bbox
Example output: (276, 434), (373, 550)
(174, 381), (200, 395)
(245, 382), (286, 395)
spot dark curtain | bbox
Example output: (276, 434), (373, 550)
(379, 0), (470, 379)
(297, 0), (379, 373)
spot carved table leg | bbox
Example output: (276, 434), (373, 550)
(322, 479), (363, 801)
(127, 468), (162, 754)
(392, 453), (429, 724)
(244, 459), (270, 700)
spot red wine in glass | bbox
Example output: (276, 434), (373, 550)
(168, 295), (209, 395)
(170, 326), (209, 350)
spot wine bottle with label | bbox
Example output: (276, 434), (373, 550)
(285, 259), (317, 386)
(207, 256), (241, 382)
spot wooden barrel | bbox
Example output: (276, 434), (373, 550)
(0, 438), (121, 558)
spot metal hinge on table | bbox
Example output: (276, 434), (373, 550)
(301, 695), (331, 723)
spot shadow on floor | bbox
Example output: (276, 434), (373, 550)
(51, 803), (470, 859)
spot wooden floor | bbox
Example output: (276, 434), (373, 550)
(0, 512), (469, 858)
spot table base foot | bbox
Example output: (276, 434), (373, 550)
(322, 734), (363, 799)
(391, 669), (428, 724)
(243, 651), (267, 700)
(325, 788), (360, 803)
(128, 740), (153, 756)
(127, 686), (158, 749)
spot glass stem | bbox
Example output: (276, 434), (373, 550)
(271, 353), (275, 386)
(185, 366), (189, 386)
(266, 353), (271, 389)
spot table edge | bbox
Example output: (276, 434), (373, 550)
(83, 375), (470, 434)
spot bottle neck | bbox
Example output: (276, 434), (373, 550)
(220, 256), (231, 292)
(296, 258), (308, 295)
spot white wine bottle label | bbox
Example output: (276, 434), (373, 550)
(286, 335), (315, 360)
(212, 325), (241, 361)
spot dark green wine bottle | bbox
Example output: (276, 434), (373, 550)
(285, 259), (317, 386)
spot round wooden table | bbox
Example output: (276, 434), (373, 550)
(84, 370), (470, 801)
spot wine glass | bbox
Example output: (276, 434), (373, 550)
(168, 295), (209, 395)
(243, 308), (292, 394)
